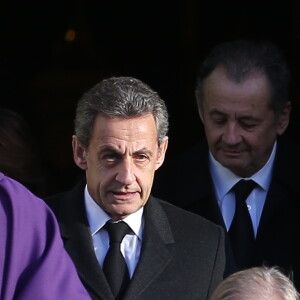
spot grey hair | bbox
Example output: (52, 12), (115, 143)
(210, 266), (299, 300)
(74, 76), (169, 147)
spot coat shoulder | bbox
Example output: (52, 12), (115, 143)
(155, 197), (224, 241)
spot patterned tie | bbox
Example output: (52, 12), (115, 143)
(103, 221), (131, 299)
(228, 179), (256, 269)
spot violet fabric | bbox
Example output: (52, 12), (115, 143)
(0, 172), (91, 299)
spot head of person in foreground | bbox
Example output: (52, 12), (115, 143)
(210, 266), (300, 300)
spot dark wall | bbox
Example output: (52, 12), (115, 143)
(1, 1), (299, 196)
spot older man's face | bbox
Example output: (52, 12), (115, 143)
(200, 66), (290, 177)
(73, 114), (168, 220)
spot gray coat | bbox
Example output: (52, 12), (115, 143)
(46, 180), (225, 300)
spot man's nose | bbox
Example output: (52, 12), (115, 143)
(222, 123), (242, 145)
(115, 159), (135, 185)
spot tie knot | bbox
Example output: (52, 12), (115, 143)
(233, 179), (256, 202)
(105, 221), (131, 244)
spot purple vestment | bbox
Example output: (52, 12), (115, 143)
(0, 172), (91, 299)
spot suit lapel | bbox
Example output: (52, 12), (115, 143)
(57, 181), (114, 300)
(123, 197), (175, 300)
(257, 182), (286, 236)
(256, 138), (297, 239)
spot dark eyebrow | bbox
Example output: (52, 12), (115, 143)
(98, 146), (153, 156)
(98, 146), (121, 155)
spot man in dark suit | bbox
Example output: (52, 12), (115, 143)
(46, 76), (225, 300)
(153, 40), (300, 289)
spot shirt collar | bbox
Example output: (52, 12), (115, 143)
(84, 185), (144, 240)
(209, 141), (277, 199)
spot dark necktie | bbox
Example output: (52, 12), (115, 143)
(228, 179), (256, 269)
(103, 221), (131, 299)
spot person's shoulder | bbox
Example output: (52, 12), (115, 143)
(275, 136), (300, 189)
(45, 191), (68, 212)
(153, 197), (225, 256)
(0, 172), (58, 236)
(155, 196), (223, 235)
(278, 136), (300, 164)
(0, 171), (32, 195)
(0, 172), (47, 208)
(46, 190), (69, 203)
(45, 178), (86, 212)
(277, 135), (300, 154)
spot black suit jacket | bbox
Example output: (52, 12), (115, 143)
(46, 180), (225, 300)
(152, 137), (300, 290)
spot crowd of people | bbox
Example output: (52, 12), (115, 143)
(1, 39), (300, 299)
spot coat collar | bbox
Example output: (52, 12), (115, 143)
(55, 179), (113, 299)
(256, 137), (300, 238)
(123, 198), (175, 300)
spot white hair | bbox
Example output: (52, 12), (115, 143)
(211, 266), (299, 300)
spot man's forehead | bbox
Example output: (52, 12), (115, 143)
(91, 114), (157, 137)
(203, 69), (271, 106)
(214, 64), (266, 82)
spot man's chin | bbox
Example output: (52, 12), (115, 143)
(107, 205), (140, 220)
(218, 157), (246, 172)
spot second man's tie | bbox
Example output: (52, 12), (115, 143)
(228, 179), (256, 269)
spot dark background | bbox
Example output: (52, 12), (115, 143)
(1, 1), (300, 196)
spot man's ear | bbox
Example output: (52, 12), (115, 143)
(72, 135), (88, 170)
(155, 136), (168, 170)
(277, 101), (291, 136)
(198, 107), (204, 123)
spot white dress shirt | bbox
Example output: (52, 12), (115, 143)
(209, 142), (277, 236)
(84, 186), (144, 278)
